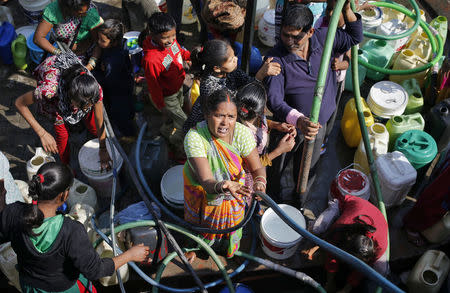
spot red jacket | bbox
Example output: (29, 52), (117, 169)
(142, 37), (191, 109)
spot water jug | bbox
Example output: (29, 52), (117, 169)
(68, 203), (97, 243)
(401, 78), (424, 114)
(429, 16), (448, 44)
(0, 22), (16, 65)
(363, 40), (395, 81)
(344, 49), (369, 92)
(341, 98), (374, 148)
(380, 6), (404, 23)
(0, 6), (14, 26)
(67, 179), (97, 211)
(386, 113), (425, 151)
(11, 34), (28, 70)
(374, 151), (417, 207)
(394, 130), (437, 169)
(14, 179), (31, 203)
(329, 167), (371, 201)
(258, 9), (276, 47)
(26, 147), (56, 181)
(404, 9), (426, 43)
(390, 49), (428, 87)
(0, 243), (20, 292)
(361, 7), (383, 45)
(367, 81), (409, 121)
(407, 250), (450, 293)
(354, 123), (389, 176)
(124, 226), (168, 264)
(376, 18), (409, 51)
(181, 0), (198, 25)
(407, 32), (432, 62)
(425, 98), (450, 144)
(421, 212), (450, 244)
(96, 240), (129, 286)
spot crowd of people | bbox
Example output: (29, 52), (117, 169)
(0, 0), (395, 292)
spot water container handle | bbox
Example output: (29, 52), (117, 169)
(11, 38), (16, 52)
(35, 147), (45, 157)
(431, 251), (445, 269)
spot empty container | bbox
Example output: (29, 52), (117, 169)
(341, 98), (374, 148)
(390, 49), (428, 87)
(354, 123), (389, 176)
(376, 18), (410, 51)
(367, 81), (409, 120)
(386, 113), (425, 151)
(401, 78), (424, 115)
(26, 147), (55, 181)
(407, 250), (450, 293)
(425, 98), (450, 144)
(421, 212), (450, 244)
(375, 151), (417, 207)
(345, 49), (369, 92)
(362, 39), (395, 81)
(258, 9), (276, 47)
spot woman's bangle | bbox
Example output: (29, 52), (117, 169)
(52, 48), (62, 55)
(253, 181), (266, 190)
(214, 181), (222, 194)
(254, 176), (267, 184)
(38, 131), (46, 138)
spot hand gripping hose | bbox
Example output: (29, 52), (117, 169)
(91, 219), (238, 293)
(255, 191), (404, 293)
(101, 109), (209, 293)
(135, 122), (258, 235)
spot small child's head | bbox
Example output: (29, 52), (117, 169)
(191, 39), (238, 75)
(97, 19), (124, 49)
(23, 162), (74, 235)
(236, 82), (267, 123)
(147, 12), (176, 49)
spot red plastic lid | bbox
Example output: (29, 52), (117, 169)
(338, 169), (366, 193)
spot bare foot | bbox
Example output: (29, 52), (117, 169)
(185, 251), (196, 264)
(301, 245), (320, 261)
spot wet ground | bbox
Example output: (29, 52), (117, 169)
(0, 0), (449, 292)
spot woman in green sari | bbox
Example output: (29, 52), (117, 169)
(184, 89), (267, 260)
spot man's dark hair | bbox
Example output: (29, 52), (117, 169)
(281, 4), (314, 32)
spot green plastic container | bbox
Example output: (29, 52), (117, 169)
(401, 78), (424, 115)
(363, 39), (395, 81)
(394, 130), (437, 169)
(11, 34), (27, 70)
(430, 16), (448, 44)
(345, 49), (369, 92)
(386, 113), (425, 151)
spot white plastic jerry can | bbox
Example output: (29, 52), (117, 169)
(407, 250), (450, 293)
(26, 147), (55, 181)
(67, 179), (97, 211)
(96, 240), (129, 286)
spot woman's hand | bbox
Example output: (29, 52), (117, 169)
(296, 116), (321, 141)
(99, 148), (112, 172)
(256, 57), (281, 81)
(40, 131), (59, 154)
(86, 63), (94, 71)
(276, 133), (296, 154)
(221, 180), (251, 198)
(332, 58), (349, 71)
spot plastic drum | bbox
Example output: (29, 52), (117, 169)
(367, 81), (408, 119)
(160, 165), (184, 209)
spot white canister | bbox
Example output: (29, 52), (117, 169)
(181, 0), (197, 25)
(26, 147), (55, 181)
(67, 179), (97, 211)
(407, 250), (450, 293)
(68, 203), (97, 243)
(367, 81), (409, 119)
(374, 151), (417, 207)
(354, 123), (389, 176)
(96, 241), (129, 286)
(258, 9), (276, 47)
(14, 180), (31, 203)
(18, 0), (51, 24)
(361, 7), (383, 45)
(376, 19), (410, 51)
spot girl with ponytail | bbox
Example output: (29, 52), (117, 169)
(0, 162), (149, 293)
(183, 39), (282, 134)
(235, 82), (296, 193)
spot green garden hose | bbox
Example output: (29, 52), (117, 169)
(359, 1), (444, 75)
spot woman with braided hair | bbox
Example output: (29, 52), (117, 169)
(0, 162), (150, 293)
(15, 52), (111, 169)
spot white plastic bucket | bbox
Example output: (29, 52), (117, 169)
(367, 81), (408, 119)
(361, 7), (383, 45)
(0, 242), (21, 292)
(78, 139), (123, 199)
(0, 6), (14, 26)
(260, 204), (306, 260)
(255, 0), (270, 25)
(67, 179), (97, 211)
(258, 9), (276, 47)
(374, 151), (417, 207)
(96, 241), (129, 286)
(155, 0), (167, 12)
(26, 147), (55, 181)
(69, 203), (97, 243)
(160, 165), (184, 209)
(18, 0), (51, 24)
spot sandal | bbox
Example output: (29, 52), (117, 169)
(406, 229), (427, 247)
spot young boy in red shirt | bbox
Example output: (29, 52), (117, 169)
(141, 12), (190, 151)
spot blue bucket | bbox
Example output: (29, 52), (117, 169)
(219, 283), (254, 293)
(27, 31), (50, 64)
(0, 22), (16, 65)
